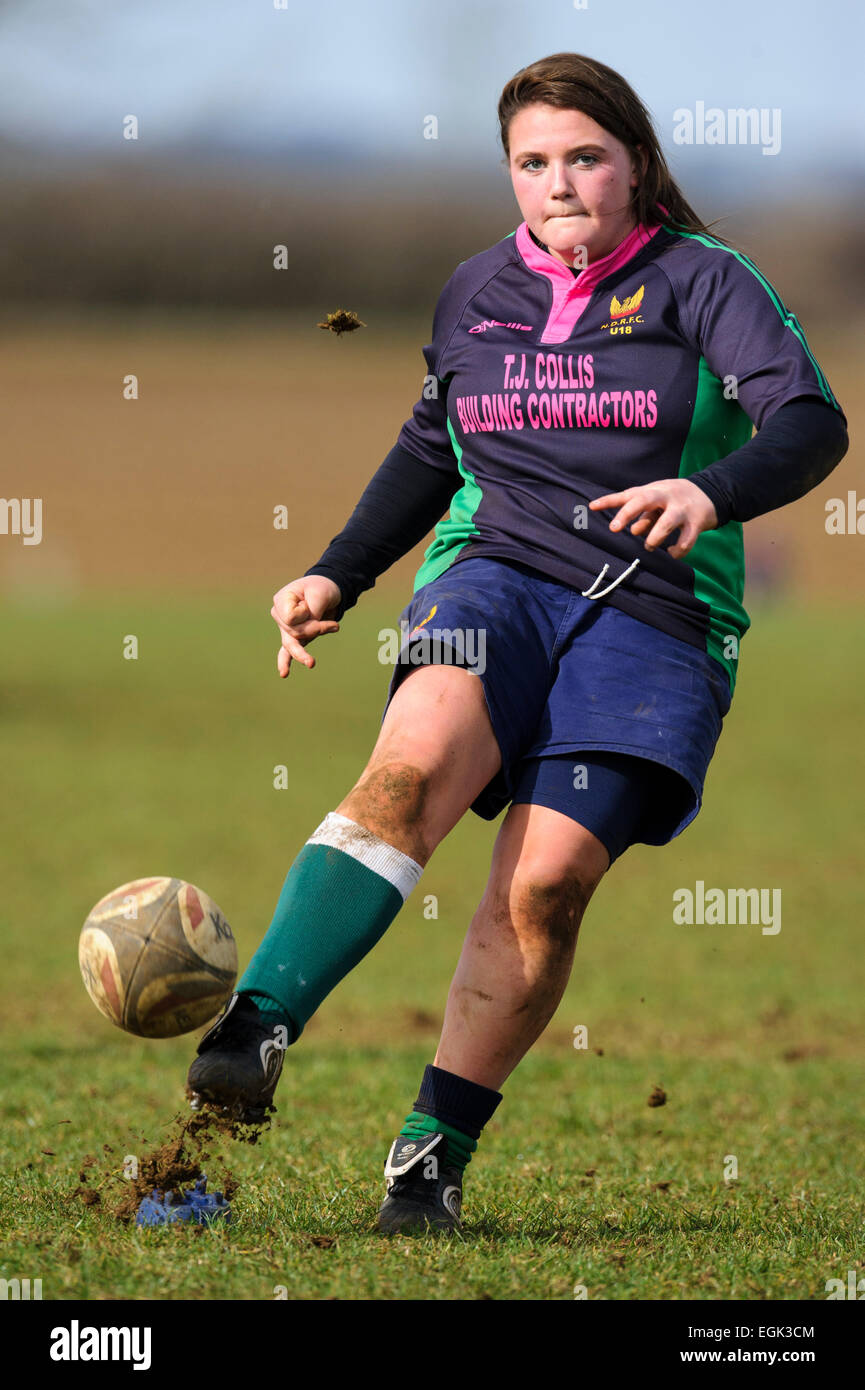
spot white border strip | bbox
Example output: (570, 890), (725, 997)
(307, 812), (423, 901)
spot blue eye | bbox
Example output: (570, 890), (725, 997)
(520, 153), (598, 171)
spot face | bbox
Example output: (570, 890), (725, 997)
(507, 104), (646, 266)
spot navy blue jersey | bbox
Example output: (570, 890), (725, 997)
(395, 219), (845, 685)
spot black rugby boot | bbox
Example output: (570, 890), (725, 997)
(186, 993), (288, 1125)
(377, 1131), (463, 1234)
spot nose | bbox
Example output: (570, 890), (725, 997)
(548, 160), (577, 196)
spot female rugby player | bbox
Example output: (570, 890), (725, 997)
(188, 53), (848, 1234)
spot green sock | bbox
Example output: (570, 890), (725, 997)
(238, 813), (423, 1041)
(398, 1111), (478, 1174)
(246, 992), (289, 1020)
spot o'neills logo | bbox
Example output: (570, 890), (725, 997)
(469, 319), (534, 334)
(50, 1321), (152, 1370)
(600, 285), (645, 335)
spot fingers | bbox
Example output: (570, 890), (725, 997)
(591, 480), (716, 561)
(666, 520), (700, 559)
(589, 491), (628, 512)
(610, 497), (661, 533)
(271, 606), (340, 641)
(271, 588), (340, 678)
(642, 508), (686, 552)
(288, 640), (315, 667)
(272, 590), (309, 628)
(624, 503), (696, 557)
(590, 484), (698, 557)
(592, 488), (661, 534)
(276, 643), (312, 678)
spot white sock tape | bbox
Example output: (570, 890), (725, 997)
(307, 812), (424, 901)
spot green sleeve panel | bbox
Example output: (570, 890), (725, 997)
(413, 415), (482, 591)
(677, 356), (753, 690)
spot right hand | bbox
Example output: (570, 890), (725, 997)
(271, 575), (342, 678)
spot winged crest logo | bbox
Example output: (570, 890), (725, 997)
(610, 285), (645, 318)
(600, 284), (646, 335)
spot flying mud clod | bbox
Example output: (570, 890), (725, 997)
(316, 309), (366, 336)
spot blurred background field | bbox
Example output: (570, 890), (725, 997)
(0, 0), (863, 1302)
(1, 311), (862, 600)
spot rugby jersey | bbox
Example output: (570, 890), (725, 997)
(308, 219), (847, 687)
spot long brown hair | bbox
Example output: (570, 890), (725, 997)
(498, 53), (728, 242)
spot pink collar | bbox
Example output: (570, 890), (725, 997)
(515, 216), (665, 343)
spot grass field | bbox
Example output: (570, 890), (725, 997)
(1, 592), (863, 1301)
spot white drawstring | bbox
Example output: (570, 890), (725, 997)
(581, 557), (640, 600)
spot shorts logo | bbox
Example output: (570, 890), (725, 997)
(600, 284), (645, 335)
(468, 320), (534, 334)
(408, 604), (437, 638)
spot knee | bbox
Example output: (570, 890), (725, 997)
(341, 758), (433, 859)
(509, 857), (603, 952)
(356, 758), (430, 820)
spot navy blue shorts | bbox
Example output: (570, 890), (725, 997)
(383, 556), (732, 863)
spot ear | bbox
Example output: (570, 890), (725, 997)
(630, 143), (649, 184)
